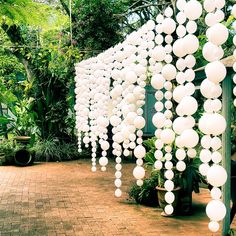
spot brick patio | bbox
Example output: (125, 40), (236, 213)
(0, 158), (234, 236)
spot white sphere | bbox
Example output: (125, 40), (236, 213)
(208, 221), (220, 233)
(176, 160), (186, 172)
(160, 129), (175, 144)
(206, 200), (226, 221)
(176, 149), (186, 161)
(173, 85), (186, 103)
(176, 0), (187, 11)
(165, 161), (173, 170)
(134, 145), (146, 159)
(115, 188), (122, 197)
(211, 137), (222, 150)
(176, 11), (186, 24)
(173, 39), (186, 58)
(151, 46), (166, 61)
(185, 55), (196, 68)
(207, 165), (227, 187)
(207, 23), (229, 45)
(165, 170), (174, 180)
(134, 116), (145, 129)
(115, 171), (122, 178)
(201, 135), (212, 149)
(205, 61), (226, 84)
(187, 148), (197, 158)
(151, 74), (165, 89)
(152, 112), (166, 128)
(162, 18), (176, 35)
(199, 163), (210, 176)
(114, 179), (122, 188)
(162, 64), (177, 81)
(125, 71), (137, 84)
(215, 0), (225, 9)
(215, 9), (225, 22)
(165, 192), (175, 204)
(165, 204), (174, 215)
(179, 96), (198, 116)
(200, 149), (212, 163)
(211, 99), (222, 112)
(110, 115), (121, 127)
(133, 166), (145, 179)
(176, 25), (187, 37)
(164, 180), (174, 191)
(200, 79), (222, 99)
(211, 187), (222, 200)
(203, 0), (216, 12)
(184, 34), (199, 54)
(211, 151), (222, 164)
(205, 13), (217, 26)
(181, 129), (199, 148)
(202, 42), (224, 62)
(101, 140), (110, 151)
(99, 156), (108, 166)
(137, 179), (143, 186)
(184, 0), (202, 20)
(154, 160), (163, 170)
(186, 21), (197, 34)
(91, 166), (96, 172)
(176, 58), (186, 71)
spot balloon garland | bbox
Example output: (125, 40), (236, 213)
(74, 0), (236, 232)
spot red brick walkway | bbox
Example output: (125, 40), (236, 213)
(0, 159), (234, 235)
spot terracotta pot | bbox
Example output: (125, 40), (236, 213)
(156, 186), (181, 210)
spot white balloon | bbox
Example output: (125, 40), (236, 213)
(203, 0), (216, 12)
(151, 74), (165, 89)
(185, 55), (196, 68)
(206, 200), (226, 221)
(207, 165), (227, 187)
(134, 145), (146, 159)
(152, 112), (166, 129)
(179, 96), (198, 116)
(165, 191), (175, 204)
(176, 0), (187, 11)
(211, 187), (222, 200)
(215, 0), (225, 9)
(160, 129), (175, 144)
(211, 136), (222, 150)
(176, 11), (187, 24)
(165, 204), (174, 215)
(181, 129), (199, 148)
(208, 221), (220, 233)
(202, 42), (224, 62)
(162, 18), (176, 35)
(186, 21), (197, 34)
(199, 163), (210, 176)
(184, 34), (199, 54)
(164, 180), (174, 191)
(151, 46), (166, 61)
(176, 149), (186, 161)
(187, 148), (197, 158)
(205, 61), (226, 84)
(200, 149), (212, 163)
(184, 0), (202, 20)
(200, 79), (222, 99)
(133, 166), (145, 179)
(154, 160), (163, 170)
(201, 135), (212, 149)
(176, 25), (187, 37)
(101, 140), (110, 151)
(162, 64), (177, 81)
(115, 188), (122, 197)
(173, 85), (186, 103)
(173, 39), (186, 58)
(215, 9), (225, 22)
(184, 69), (195, 82)
(176, 58), (186, 71)
(207, 23), (229, 45)
(205, 13), (217, 26)
(110, 115), (121, 126)
(211, 151), (222, 164)
(99, 156), (108, 166)
(176, 160), (186, 171)
(125, 71), (137, 84)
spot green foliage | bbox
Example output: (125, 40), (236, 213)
(0, 0), (67, 31)
(32, 139), (89, 162)
(128, 173), (159, 207)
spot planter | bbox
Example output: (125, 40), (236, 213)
(156, 186), (181, 211)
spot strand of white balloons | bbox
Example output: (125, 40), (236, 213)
(198, 0), (228, 232)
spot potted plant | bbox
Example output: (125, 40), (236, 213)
(143, 137), (205, 215)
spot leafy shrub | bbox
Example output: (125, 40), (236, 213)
(32, 139), (90, 162)
(128, 173), (159, 207)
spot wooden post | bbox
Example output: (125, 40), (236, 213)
(222, 73), (232, 236)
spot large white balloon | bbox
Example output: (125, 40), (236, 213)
(184, 34), (199, 54)
(207, 23), (229, 46)
(202, 42), (224, 62)
(134, 116), (146, 129)
(173, 85), (186, 103)
(179, 96), (198, 116)
(205, 61), (226, 84)
(200, 79), (222, 99)
(152, 112), (166, 128)
(181, 129), (199, 148)
(151, 46), (166, 61)
(151, 74), (165, 89)
(134, 145), (146, 159)
(162, 18), (176, 35)
(184, 0), (202, 20)
(206, 200), (226, 221)
(207, 165), (227, 187)
(160, 129), (175, 144)
(162, 64), (177, 81)
(133, 166), (145, 179)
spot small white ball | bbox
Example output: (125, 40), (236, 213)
(208, 221), (220, 233)
(206, 200), (226, 221)
(115, 188), (122, 197)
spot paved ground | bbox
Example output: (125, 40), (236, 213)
(0, 158), (234, 236)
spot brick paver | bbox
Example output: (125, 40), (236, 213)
(0, 159), (234, 235)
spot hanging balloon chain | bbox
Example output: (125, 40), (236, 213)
(198, 0), (229, 232)
(173, 0), (201, 178)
